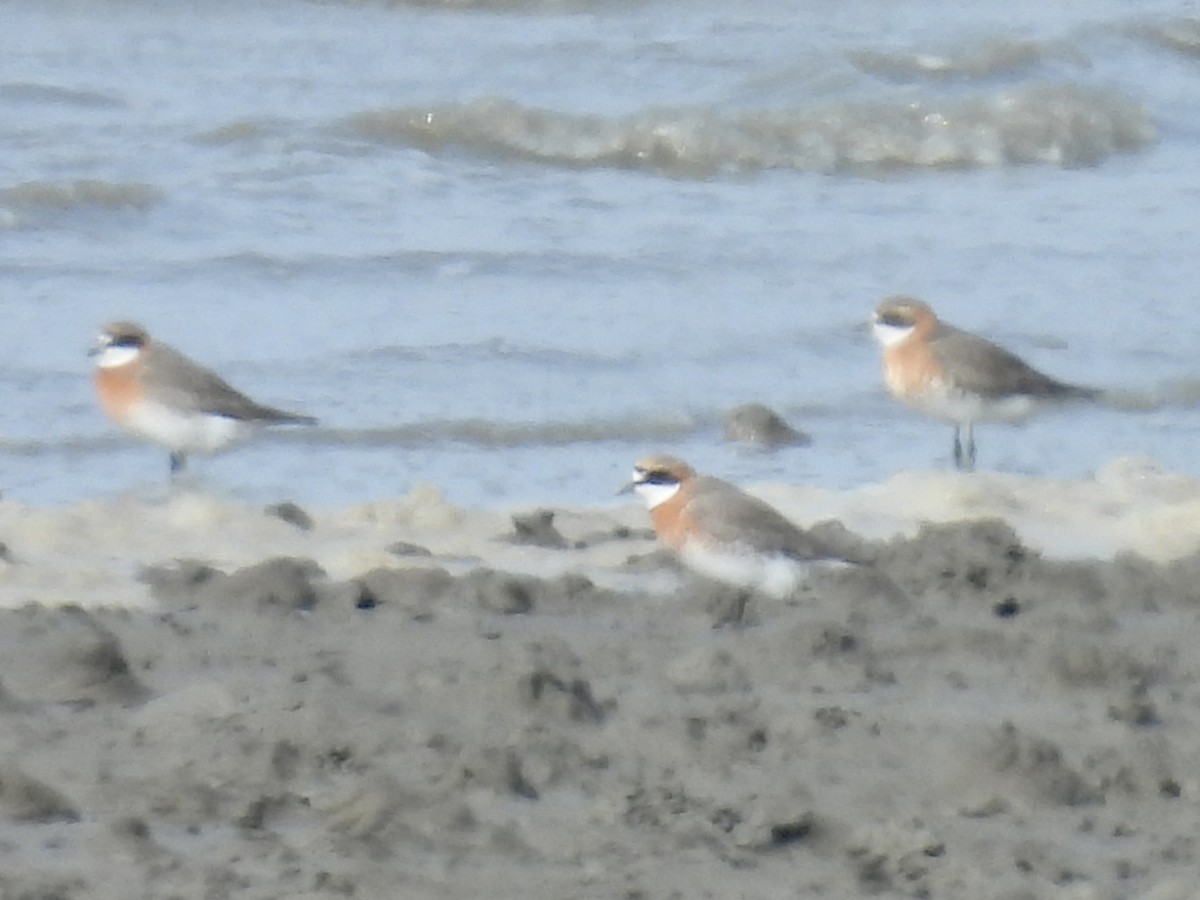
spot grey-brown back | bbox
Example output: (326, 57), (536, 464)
(688, 476), (846, 562)
(930, 325), (1098, 401)
(141, 343), (316, 423)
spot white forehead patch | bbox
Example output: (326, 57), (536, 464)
(93, 343), (141, 369)
(871, 319), (915, 348)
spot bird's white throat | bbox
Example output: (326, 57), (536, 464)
(633, 479), (680, 510)
(94, 344), (141, 369)
(871, 320), (915, 348)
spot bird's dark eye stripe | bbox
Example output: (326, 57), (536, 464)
(877, 312), (912, 328)
(637, 470), (677, 486)
(108, 336), (143, 348)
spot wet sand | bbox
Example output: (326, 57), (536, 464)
(1, 457), (1199, 898)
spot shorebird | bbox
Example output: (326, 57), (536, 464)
(90, 320), (316, 478)
(620, 454), (855, 608)
(870, 296), (1099, 470)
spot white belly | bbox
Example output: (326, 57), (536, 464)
(907, 380), (1039, 425)
(124, 401), (248, 455)
(681, 543), (812, 599)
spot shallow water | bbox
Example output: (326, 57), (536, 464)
(3, 0), (1200, 508)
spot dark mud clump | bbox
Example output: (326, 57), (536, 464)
(723, 402), (811, 449)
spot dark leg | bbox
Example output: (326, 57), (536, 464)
(169, 452), (187, 478)
(710, 589), (751, 629)
(953, 424), (977, 472)
(730, 591), (749, 627)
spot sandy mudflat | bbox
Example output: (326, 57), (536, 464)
(2, 458), (1200, 899)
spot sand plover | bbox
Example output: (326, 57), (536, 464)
(871, 296), (1098, 470)
(91, 321), (316, 477)
(620, 454), (854, 609)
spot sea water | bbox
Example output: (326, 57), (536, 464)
(2, 0), (1199, 509)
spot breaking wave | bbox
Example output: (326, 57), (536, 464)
(5, 414), (717, 458)
(299, 415), (713, 448)
(1131, 17), (1200, 58)
(341, 84), (1153, 177)
(848, 38), (1086, 81)
(0, 180), (162, 228)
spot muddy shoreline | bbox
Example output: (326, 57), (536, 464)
(1, 466), (1198, 898)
